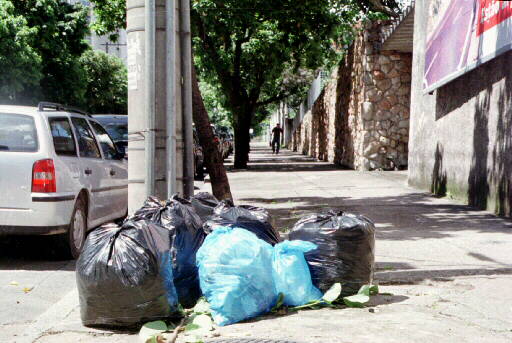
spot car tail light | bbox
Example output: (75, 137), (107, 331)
(213, 136), (220, 144)
(32, 159), (56, 193)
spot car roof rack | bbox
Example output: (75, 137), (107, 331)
(38, 102), (91, 117)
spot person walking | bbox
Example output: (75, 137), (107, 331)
(271, 123), (284, 154)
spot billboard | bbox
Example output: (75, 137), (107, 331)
(424, 0), (512, 92)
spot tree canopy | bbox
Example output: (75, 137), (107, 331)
(80, 50), (128, 114)
(0, 0), (42, 102)
(11, 0), (90, 106)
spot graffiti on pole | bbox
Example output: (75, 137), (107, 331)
(424, 0), (512, 92)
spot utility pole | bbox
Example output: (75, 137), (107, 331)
(126, 0), (194, 212)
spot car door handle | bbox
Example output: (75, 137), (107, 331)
(110, 169), (116, 176)
(84, 168), (92, 175)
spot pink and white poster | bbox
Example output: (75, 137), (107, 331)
(424, 0), (512, 92)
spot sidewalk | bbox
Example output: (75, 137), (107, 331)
(37, 143), (512, 343)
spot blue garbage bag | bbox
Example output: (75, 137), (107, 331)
(272, 240), (323, 306)
(196, 227), (277, 326)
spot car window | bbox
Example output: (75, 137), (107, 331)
(0, 113), (38, 152)
(49, 118), (77, 156)
(71, 117), (101, 158)
(89, 121), (119, 160)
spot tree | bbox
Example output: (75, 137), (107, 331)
(80, 50), (128, 114)
(0, 0), (42, 102)
(11, 0), (90, 107)
(192, 0), (343, 168)
(192, 67), (233, 200)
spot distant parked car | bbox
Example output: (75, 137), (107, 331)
(0, 103), (128, 258)
(92, 114), (127, 157)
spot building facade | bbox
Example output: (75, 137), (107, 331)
(409, 0), (512, 216)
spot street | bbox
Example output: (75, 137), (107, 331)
(2, 143), (511, 343)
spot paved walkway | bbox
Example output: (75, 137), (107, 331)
(34, 144), (512, 342)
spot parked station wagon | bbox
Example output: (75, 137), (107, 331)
(0, 103), (128, 258)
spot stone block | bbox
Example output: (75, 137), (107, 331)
(397, 84), (410, 96)
(378, 99), (392, 111)
(398, 120), (409, 128)
(395, 61), (410, 72)
(390, 54), (401, 61)
(373, 70), (386, 80)
(363, 141), (379, 155)
(381, 63), (393, 74)
(388, 68), (400, 78)
(390, 105), (402, 115)
(378, 55), (391, 64)
(376, 79), (392, 91)
(399, 128), (408, 135)
(392, 76), (401, 85)
(375, 110), (391, 120)
(381, 120), (391, 130)
(390, 139), (397, 148)
(385, 95), (398, 106)
(367, 88), (382, 102)
(377, 129), (387, 136)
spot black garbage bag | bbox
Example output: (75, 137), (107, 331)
(203, 200), (281, 245)
(288, 211), (375, 296)
(76, 222), (179, 327)
(190, 192), (219, 221)
(129, 195), (207, 308)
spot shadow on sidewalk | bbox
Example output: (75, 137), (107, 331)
(240, 193), (512, 241)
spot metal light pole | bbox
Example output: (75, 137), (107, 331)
(180, 0), (194, 198)
(145, 0), (156, 198)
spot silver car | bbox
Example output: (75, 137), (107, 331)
(0, 103), (128, 258)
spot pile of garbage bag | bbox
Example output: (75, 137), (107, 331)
(76, 193), (375, 328)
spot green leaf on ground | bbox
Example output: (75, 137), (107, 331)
(322, 283), (342, 303)
(358, 284), (379, 296)
(343, 293), (370, 308)
(138, 321), (167, 343)
(271, 293), (285, 312)
(342, 284), (378, 307)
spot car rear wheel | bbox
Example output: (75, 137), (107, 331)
(56, 197), (87, 259)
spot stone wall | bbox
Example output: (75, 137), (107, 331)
(291, 21), (412, 170)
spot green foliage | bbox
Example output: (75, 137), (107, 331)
(0, 0), (42, 102)
(199, 81), (232, 127)
(10, 0), (90, 106)
(89, 0), (126, 41)
(80, 50), (128, 114)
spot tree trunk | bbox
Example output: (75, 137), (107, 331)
(233, 111), (252, 169)
(191, 66), (233, 200)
